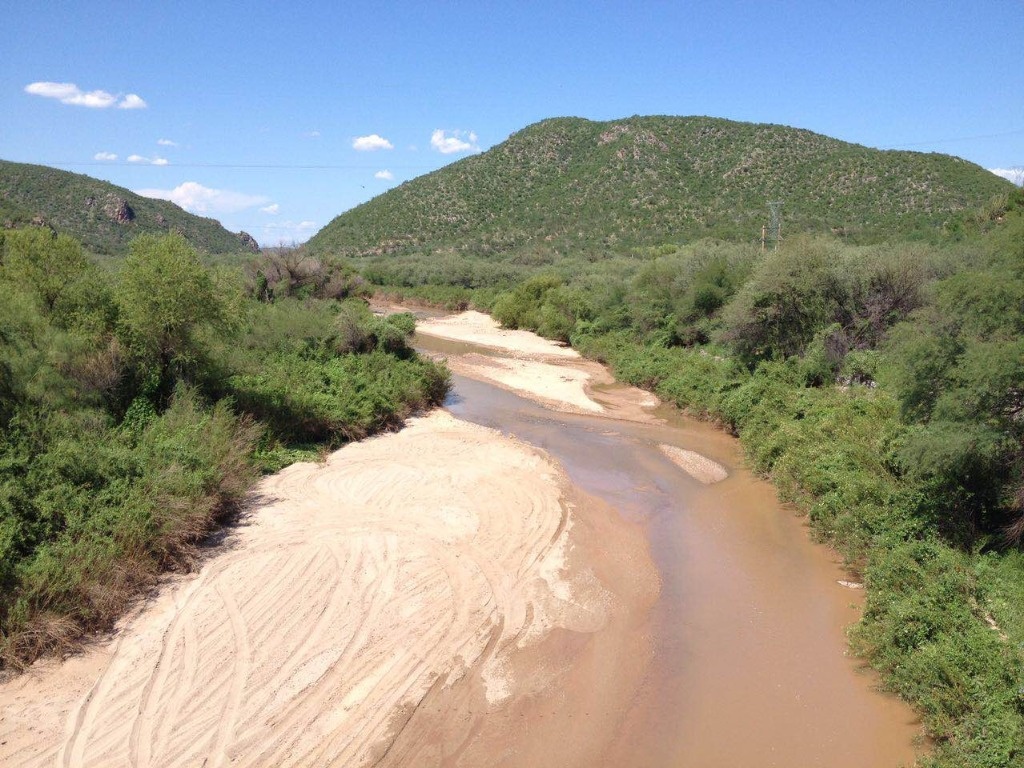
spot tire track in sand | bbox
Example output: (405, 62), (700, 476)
(6, 410), (615, 768)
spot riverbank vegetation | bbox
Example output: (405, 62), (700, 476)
(349, 188), (1024, 767)
(0, 230), (448, 670)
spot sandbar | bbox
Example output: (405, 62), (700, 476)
(0, 411), (655, 768)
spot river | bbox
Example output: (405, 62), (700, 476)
(416, 328), (923, 768)
(0, 316), (923, 768)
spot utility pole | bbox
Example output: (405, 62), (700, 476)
(767, 201), (783, 252)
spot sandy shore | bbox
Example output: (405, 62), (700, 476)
(416, 310), (582, 360)
(417, 311), (661, 421)
(0, 411), (655, 768)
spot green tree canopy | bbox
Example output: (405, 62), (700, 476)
(115, 234), (236, 391)
(0, 228), (90, 312)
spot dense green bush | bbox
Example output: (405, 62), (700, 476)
(719, 236), (848, 364)
(0, 389), (259, 664)
(880, 260), (1024, 545)
(116, 233), (240, 406)
(491, 273), (564, 329)
(853, 541), (1024, 767)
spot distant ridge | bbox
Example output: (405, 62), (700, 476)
(308, 115), (1013, 258)
(0, 159), (257, 255)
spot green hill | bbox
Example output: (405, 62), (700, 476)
(0, 160), (258, 256)
(308, 115), (1013, 258)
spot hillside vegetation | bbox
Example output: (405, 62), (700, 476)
(0, 229), (448, 669)
(0, 160), (256, 256)
(308, 115), (1012, 263)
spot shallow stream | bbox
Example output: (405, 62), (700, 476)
(418, 332), (922, 768)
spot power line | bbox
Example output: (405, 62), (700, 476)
(38, 161), (439, 170)
(880, 126), (1024, 150)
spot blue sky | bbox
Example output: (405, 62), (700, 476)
(2, 1), (1022, 245)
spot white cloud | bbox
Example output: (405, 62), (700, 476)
(352, 134), (393, 151)
(989, 167), (1024, 185)
(24, 81), (147, 109)
(157, 138), (178, 147)
(127, 154), (170, 166)
(25, 82), (80, 100)
(25, 81), (116, 108)
(374, 169), (394, 180)
(305, 129), (321, 138)
(118, 94), (147, 110)
(74, 92), (117, 108)
(136, 181), (270, 215)
(260, 219), (319, 245)
(260, 203), (280, 214)
(94, 151), (118, 161)
(430, 129), (480, 155)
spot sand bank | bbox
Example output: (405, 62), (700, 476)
(417, 311), (660, 422)
(417, 310), (582, 359)
(658, 444), (729, 484)
(0, 411), (656, 767)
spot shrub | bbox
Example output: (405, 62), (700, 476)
(719, 235), (847, 365)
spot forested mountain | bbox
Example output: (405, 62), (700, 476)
(308, 115), (1012, 258)
(0, 160), (257, 256)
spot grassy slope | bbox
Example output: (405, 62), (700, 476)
(0, 160), (252, 256)
(308, 115), (1013, 258)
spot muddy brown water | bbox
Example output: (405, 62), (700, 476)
(416, 332), (923, 768)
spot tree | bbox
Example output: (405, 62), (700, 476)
(116, 234), (235, 395)
(0, 228), (89, 313)
(720, 236), (847, 365)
